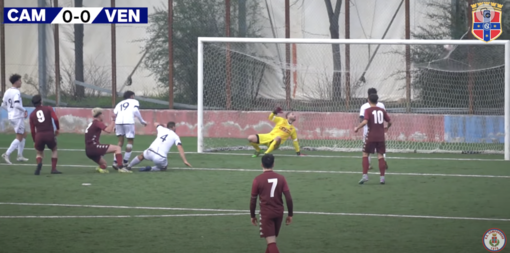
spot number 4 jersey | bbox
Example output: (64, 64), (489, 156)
(363, 106), (391, 142)
(148, 125), (182, 158)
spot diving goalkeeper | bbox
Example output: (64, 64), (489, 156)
(247, 107), (302, 157)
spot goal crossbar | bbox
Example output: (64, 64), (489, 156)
(197, 37), (510, 160)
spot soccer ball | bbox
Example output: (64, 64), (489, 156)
(443, 45), (454, 51)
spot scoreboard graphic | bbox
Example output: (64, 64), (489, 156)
(3, 7), (148, 24)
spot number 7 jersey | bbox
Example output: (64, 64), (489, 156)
(251, 171), (290, 217)
(148, 125), (182, 157)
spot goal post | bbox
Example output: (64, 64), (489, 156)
(197, 37), (510, 160)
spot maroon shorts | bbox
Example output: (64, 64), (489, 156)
(85, 144), (110, 164)
(259, 213), (283, 238)
(34, 132), (57, 152)
(363, 141), (386, 154)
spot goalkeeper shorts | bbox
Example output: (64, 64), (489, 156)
(257, 133), (278, 146)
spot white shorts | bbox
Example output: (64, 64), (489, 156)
(143, 149), (168, 169)
(9, 118), (25, 134)
(115, 124), (135, 138)
(362, 127), (368, 144)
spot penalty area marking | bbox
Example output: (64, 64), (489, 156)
(0, 213), (247, 219)
(1, 163), (510, 179)
(1, 202), (509, 222)
(0, 147), (505, 162)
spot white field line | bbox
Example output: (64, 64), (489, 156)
(0, 147), (505, 161)
(1, 202), (509, 222)
(0, 213), (247, 219)
(2, 163), (510, 179)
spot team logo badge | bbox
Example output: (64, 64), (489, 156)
(483, 228), (506, 252)
(471, 2), (503, 42)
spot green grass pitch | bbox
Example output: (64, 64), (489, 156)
(0, 133), (509, 253)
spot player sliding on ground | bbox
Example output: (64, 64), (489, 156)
(127, 122), (191, 172)
(112, 90), (147, 170)
(354, 94), (392, 184)
(84, 108), (132, 174)
(1, 74), (29, 164)
(359, 88), (388, 170)
(29, 95), (62, 175)
(250, 154), (293, 253)
(247, 107), (302, 157)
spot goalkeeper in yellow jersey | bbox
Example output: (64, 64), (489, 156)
(247, 107), (303, 157)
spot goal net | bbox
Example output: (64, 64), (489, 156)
(197, 38), (510, 158)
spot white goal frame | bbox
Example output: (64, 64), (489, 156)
(197, 37), (510, 160)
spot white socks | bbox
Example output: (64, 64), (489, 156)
(6, 139), (20, 156)
(368, 154), (387, 165)
(123, 152), (132, 163)
(18, 139), (25, 157)
(362, 174), (368, 180)
(151, 167), (161, 172)
(128, 157), (141, 168)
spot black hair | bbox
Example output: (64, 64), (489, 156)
(367, 88), (377, 96)
(167, 121), (176, 129)
(261, 154), (275, 169)
(32, 95), (42, 106)
(368, 94), (379, 104)
(123, 90), (135, 99)
(9, 74), (21, 85)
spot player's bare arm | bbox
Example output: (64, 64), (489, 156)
(354, 120), (368, 133)
(176, 144), (191, 167)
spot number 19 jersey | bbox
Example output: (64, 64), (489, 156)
(114, 99), (140, 124)
(148, 126), (182, 157)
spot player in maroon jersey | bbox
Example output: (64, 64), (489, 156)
(85, 108), (131, 173)
(28, 95), (61, 175)
(250, 154), (293, 253)
(354, 94), (392, 184)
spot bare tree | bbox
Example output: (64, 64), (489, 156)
(324, 0), (342, 101)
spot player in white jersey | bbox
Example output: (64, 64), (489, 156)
(1, 74), (29, 164)
(112, 90), (147, 170)
(127, 122), (192, 172)
(359, 88), (388, 170)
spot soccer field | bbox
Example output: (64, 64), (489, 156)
(0, 133), (509, 253)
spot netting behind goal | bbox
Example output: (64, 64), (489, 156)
(198, 39), (508, 154)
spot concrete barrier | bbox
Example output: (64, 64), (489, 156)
(1, 108), (451, 142)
